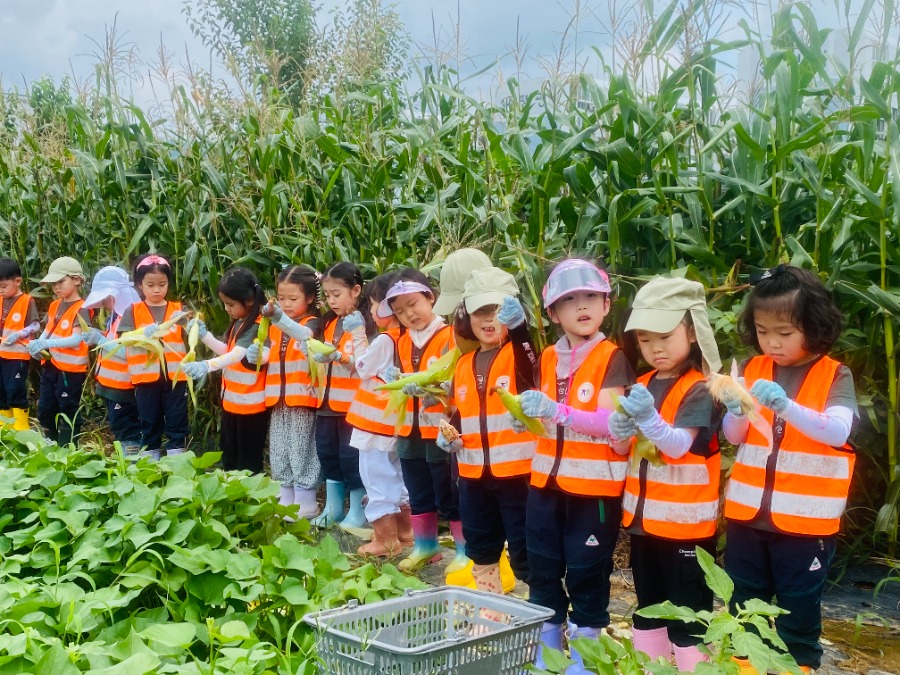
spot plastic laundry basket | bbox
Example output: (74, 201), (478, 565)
(303, 586), (554, 674)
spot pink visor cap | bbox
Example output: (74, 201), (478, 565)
(376, 280), (434, 318)
(542, 259), (611, 308)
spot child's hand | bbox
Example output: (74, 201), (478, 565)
(619, 384), (657, 424)
(436, 432), (463, 454)
(142, 323), (160, 338)
(497, 296), (526, 328)
(720, 391), (747, 416)
(507, 413), (528, 434)
(262, 301), (283, 323)
(81, 328), (107, 347)
(182, 361), (209, 380)
(186, 317), (208, 339)
(519, 390), (559, 420)
(749, 379), (789, 414)
(342, 311), (365, 332)
(313, 351), (343, 364)
(383, 367), (402, 383)
(608, 412), (637, 441)
(3, 330), (25, 345)
(246, 342), (263, 365)
(27, 339), (47, 358)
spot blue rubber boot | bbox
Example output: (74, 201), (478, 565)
(339, 488), (373, 538)
(534, 622), (565, 670)
(311, 480), (346, 528)
(566, 622), (602, 675)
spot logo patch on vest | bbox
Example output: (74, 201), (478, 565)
(114, 403), (122, 410)
(14, 373), (20, 379)
(456, 385), (467, 402)
(61, 320), (70, 330)
(585, 535), (599, 546)
(343, 342), (353, 354)
(427, 355), (437, 368)
(809, 557), (822, 572)
(495, 375), (510, 390)
(577, 382), (595, 403)
(11, 313), (20, 322)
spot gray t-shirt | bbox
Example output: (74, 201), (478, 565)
(117, 304), (167, 332)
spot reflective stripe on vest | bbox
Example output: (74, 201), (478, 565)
(264, 319), (317, 408)
(96, 314), (132, 390)
(317, 319), (357, 413)
(45, 299), (90, 373)
(724, 355), (855, 536)
(530, 340), (628, 497)
(127, 302), (187, 384)
(0, 294), (33, 360)
(346, 329), (401, 436)
(397, 325), (452, 440)
(222, 319), (267, 414)
(621, 369), (721, 539)
(454, 343), (536, 479)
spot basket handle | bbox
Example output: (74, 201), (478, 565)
(305, 598), (360, 623)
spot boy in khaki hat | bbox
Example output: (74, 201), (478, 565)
(27, 257), (93, 445)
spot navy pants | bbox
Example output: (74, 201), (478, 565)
(37, 363), (85, 446)
(315, 414), (362, 490)
(105, 397), (142, 447)
(725, 521), (835, 669)
(0, 358), (28, 409)
(220, 409), (269, 473)
(526, 486), (622, 627)
(459, 474), (529, 582)
(134, 379), (190, 451)
(630, 533), (716, 646)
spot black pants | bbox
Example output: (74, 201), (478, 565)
(526, 486), (621, 627)
(630, 533), (715, 646)
(134, 379), (190, 451)
(37, 363), (85, 446)
(459, 474), (529, 582)
(220, 409), (270, 472)
(105, 397), (142, 447)
(397, 429), (459, 520)
(0, 358), (28, 409)
(725, 521), (835, 669)
(315, 414), (362, 490)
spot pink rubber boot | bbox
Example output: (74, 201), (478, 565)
(673, 644), (708, 672)
(632, 627), (673, 661)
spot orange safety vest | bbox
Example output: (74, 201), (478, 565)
(622, 369), (721, 539)
(318, 318), (358, 414)
(126, 302), (187, 384)
(44, 299), (91, 373)
(221, 319), (268, 414)
(0, 294), (34, 361)
(530, 340), (628, 497)
(397, 324), (453, 440)
(346, 328), (402, 436)
(96, 314), (132, 390)
(724, 355), (855, 536)
(454, 342), (536, 479)
(265, 316), (318, 408)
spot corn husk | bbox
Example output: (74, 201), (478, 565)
(172, 312), (203, 407)
(611, 393), (664, 467)
(707, 359), (773, 452)
(491, 386), (547, 437)
(377, 348), (460, 432)
(306, 338), (335, 391)
(254, 316), (271, 372)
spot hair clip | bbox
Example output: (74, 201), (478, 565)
(137, 254), (170, 269)
(751, 264), (787, 285)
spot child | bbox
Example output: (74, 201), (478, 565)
(345, 271), (413, 556)
(514, 258), (633, 673)
(0, 258), (40, 431)
(118, 254), (189, 460)
(438, 267), (538, 595)
(309, 262), (368, 529)
(248, 265), (323, 517)
(432, 248), (493, 355)
(81, 266), (143, 455)
(183, 267), (269, 472)
(27, 256), (93, 445)
(379, 269), (469, 577)
(721, 265), (856, 673)
(608, 276), (722, 671)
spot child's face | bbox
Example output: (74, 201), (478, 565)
(51, 276), (81, 301)
(753, 309), (814, 367)
(276, 281), (313, 320)
(220, 293), (253, 321)
(140, 271), (169, 306)
(322, 277), (361, 317)
(370, 298), (395, 330)
(548, 290), (610, 344)
(0, 277), (22, 299)
(635, 323), (695, 379)
(390, 292), (435, 331)
(470, 305), (507, 350)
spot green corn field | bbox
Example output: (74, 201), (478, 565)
(1, 0), (900, 554)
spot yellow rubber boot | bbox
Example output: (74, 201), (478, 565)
(498, 549), (516, 593)
(445, 549), (516, 592)
(732, 657), (759, 674)
(12, 408), (29, 431)
(0, 409), (11, 427)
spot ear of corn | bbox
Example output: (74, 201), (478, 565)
(305, 338), (334, 391)
(491, 386), (547, 437)
(375, 348), (460, 392)
(611, 393), (664, 467)
(173, 312), (204, 408)
(439, 420), (460, 443)
(706, 372), (756, 418)
(254, 316), (271, 373)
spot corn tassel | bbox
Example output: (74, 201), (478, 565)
(491, 386), (547, 437)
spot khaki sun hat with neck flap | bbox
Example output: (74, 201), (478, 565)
(625, 276), (722, 375)
(462, 267), (518, 313)
(432, 248), (492, 316)
(41, 256), (85, 284)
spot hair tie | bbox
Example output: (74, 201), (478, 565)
(136, 254), (170, 270)
(315, 272), (322, 281)
(751, 264), (787, 285)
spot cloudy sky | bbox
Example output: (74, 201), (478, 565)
(0, 0), (854, 105)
